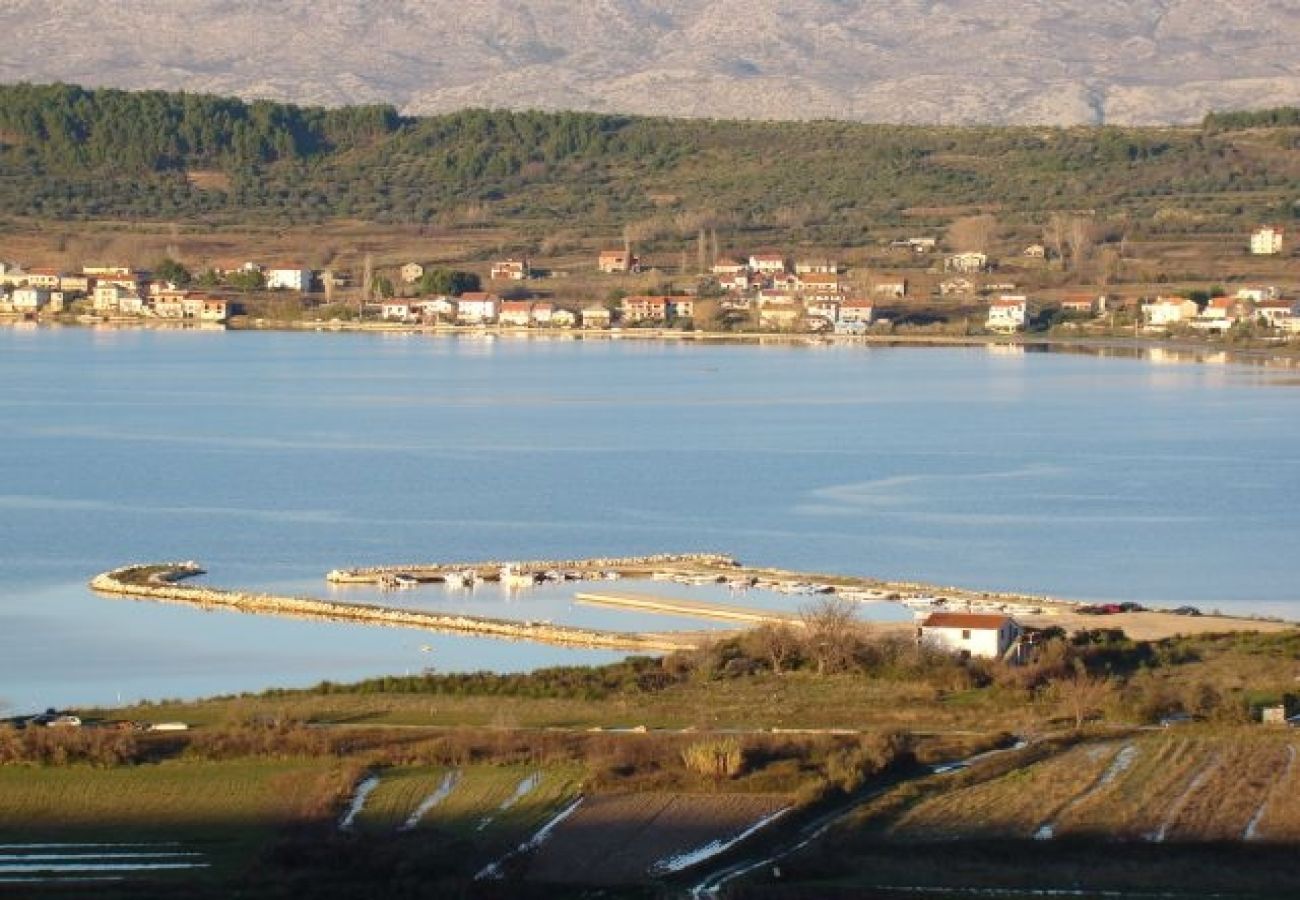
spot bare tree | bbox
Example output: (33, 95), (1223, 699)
(1054, 662), (1115, 729)
(800, 596), (862, 676)
(1044, 213), (1068, 266)
(1068, 216), (1096, 274)
(948, 215), (997, 254)
(753, 623), (802, 674)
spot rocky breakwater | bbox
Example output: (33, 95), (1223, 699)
(90, 563), (699, 653)
(326, 553), (739, 584)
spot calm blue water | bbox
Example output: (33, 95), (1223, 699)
(2, 326), (1298, 712)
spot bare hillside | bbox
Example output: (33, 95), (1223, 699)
(1, 0), (1298, 124)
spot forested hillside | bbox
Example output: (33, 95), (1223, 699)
(0, 83), (1298, 243)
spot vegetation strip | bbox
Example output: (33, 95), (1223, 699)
(90, 563), (698, 653)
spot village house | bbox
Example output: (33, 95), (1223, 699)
(265, 266), (313, 292)
(598, 249), (639, 274)
(711, 257), (748, 276)
(381, 299), (417, 322)
(456, 292), (500, 324)
(939, 277), (976, 297)
(986, 295), (1028, 333)
(1142, 296), (1199, 328)
(670, 298), (695, 320)
(549, 307), (576, 327)
(717, 271), (753, 292)
(1256, 298), (1297, 328)
(1251, 226), (1284, 256)
(417, 296), (457, 320)
(531, 301), (555, 325)
(837, 299), (875, 325)
(796, 272), (843, 294)
(1060, 294), (1105, 316)
(491, 259), (531, 281)
(720, 296), (753, 311)
(620, 295), (671, 323)
(794, 258), (838, 275)
(758, 300), (801, 330)
(152, 293), (185, 319)
(581, 305), (612, 328)
(399, 263), (425, 284)
(1235, 286), (1277, 303)
(498, 300), (535, 326)
(57, 274), (90, 294)
(92, 283), (139, 313)
(88, 269), (143, 291)
(10, 287), (50, 312)
(748, 253), (787, 275)
(892, 237), (936, 253)
(23, 268), (64, 290)
(1191, 296), (1254, 332)
(920, 612), (1020, 660)
(945, 251), (989, 274)
(756, 289), (798, 308)
(873, 279), (907, 299)
(201, 297), (228, 322)
(804, 299), (840, 322)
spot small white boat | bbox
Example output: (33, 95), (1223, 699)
(419, 645), (433, 653)
(443, 571), (473, 589)
(393, 573), (420, 588)
(500, 565), (538, 588)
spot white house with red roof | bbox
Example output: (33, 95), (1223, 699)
(748, 252), (787, 275)
(920, 612), (1019, 659)
(986, 295), (1028, 333)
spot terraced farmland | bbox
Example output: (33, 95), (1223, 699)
(875, 732), (1300, 844)
(526, 793), (792, 884)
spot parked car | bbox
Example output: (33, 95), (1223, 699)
(1159, 712), (1195, 728)
(1170, 606), (1203, 617)
(44, 714), (82, 728)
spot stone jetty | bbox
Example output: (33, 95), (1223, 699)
(90, 563), (700, 653)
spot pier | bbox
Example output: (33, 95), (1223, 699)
(575, 590), (802, 626)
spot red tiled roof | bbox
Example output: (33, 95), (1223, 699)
(922, 612), (1013, 630)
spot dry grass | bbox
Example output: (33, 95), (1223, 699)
(353, 764), (453, 832)
(888, 740), (1119, 839)
(1248, 742), (1300, 841)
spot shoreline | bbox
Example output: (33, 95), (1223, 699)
(7, 313), (1300, 369)
(92, 556), (1297, 655)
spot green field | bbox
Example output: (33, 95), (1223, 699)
(0, 758), (350, 876)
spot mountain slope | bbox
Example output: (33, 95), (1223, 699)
(0, 0), (1298, 124)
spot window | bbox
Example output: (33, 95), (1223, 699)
(962, 629), (971, 639)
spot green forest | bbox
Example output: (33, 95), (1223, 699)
(0, 82), (1298, 242)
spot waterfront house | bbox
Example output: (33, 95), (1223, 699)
(598, 249), (639, 274)
(945, 252), (989, 274)
(1060, 294), (1104, 316)
(10, 287), (49, 312)
(499, 300), (535, 326)
(491, 258), (530, 281)
(581, 305), (612, 328)
(265, 266), (313, 292)
(381, 299), (417, 322)
(399, 263), (425, 284)
(986, 296), (1028, 333)
(920, 612), (1019, 660)
(200, 297), (232, 322)
(758, 301), (801, 329)
(621, 295), (670, 323)
(456, 292), (500, 324)
(87, 269), (143, 291)
(1191, 296), (1254, 332)
(152, 293), (185, 318)
(531, 301), (555, 325)
(838, 299), (875, 325)
(92, 283), (138, 313)
(669, 298), (695, 320)
(749, 252), (787, 275)
(417, 296), (457, 320)
(1142, 296), (1199, 328)
(805, 299), (840, 322)
(1256, 298), (1297, 328)
(549, 307), (576, 327)
(1251, 226), (1284, 256)
(24, 268), (64, 290)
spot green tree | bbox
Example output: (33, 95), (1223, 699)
(418, 268), (480, 296)
(153, 257), (192, 286)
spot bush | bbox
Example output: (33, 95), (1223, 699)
(681, 737), (746, 779)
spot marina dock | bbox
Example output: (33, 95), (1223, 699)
(575, 590), (802, 626)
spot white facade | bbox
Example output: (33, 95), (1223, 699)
(266, 267), (313, 291)
(10, 287), (49, 311)
(456, 294), (499, 323)
(986, 296), (1027, 332)
(1251, 227), (1284, 256)
(749, 254), (787, 274)
(945, 252), (988, 274)
(1142, 297), (1198, 327)
(921, 613), (1019, 660)
(838, 301), (875, 324)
